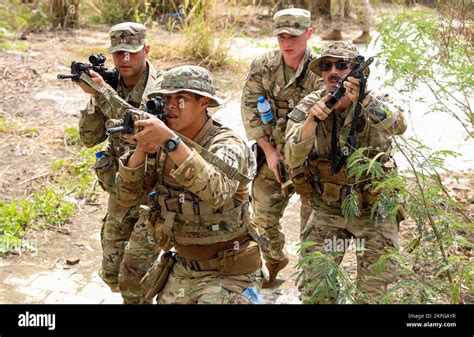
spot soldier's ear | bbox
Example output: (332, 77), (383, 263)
(305, 28), (313, 40)
(143, 45), (150, 57)
(199, 96), (210, 111)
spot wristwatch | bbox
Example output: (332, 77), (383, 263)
(163, 136), (182, 153)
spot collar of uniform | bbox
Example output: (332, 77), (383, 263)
(146, 60), (157, 83)
(185, 117), (214, 146)
(266, 49), (283, 71)
(116, 61), (150, 106)
(283, 47), (312, 89)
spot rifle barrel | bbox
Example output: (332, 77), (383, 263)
(57, 74), (78, 80)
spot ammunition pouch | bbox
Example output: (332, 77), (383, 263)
(216, 239), (262, 276)
(140, 251), (176, 301)
(290, 165), (315, 198)
(176, 239), (262, 276)
(94, 150), (117, 194)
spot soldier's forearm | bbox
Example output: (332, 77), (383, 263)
(168, 142), (192, 167)
(127, 149), (147, 168)
(300, 115), (318, 142)
(257, 137), (275, 156)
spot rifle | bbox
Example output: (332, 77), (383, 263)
(323, 55), (374, 174)
(105, 97), (166, 136)
(325, 55), (374, 110)
(57, 54), (119, 89)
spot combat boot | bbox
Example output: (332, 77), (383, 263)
(262, 256), (289, 288)
(353, 31), (371, 44)
(322, 30), (342, 41)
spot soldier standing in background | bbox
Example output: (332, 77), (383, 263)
(76, 22), (161, 303)
(322, 0), (372, 44)
(241, 8), (323, 288)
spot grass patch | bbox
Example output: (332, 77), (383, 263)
(0, 40), (29, 52)
(0, 187), (75, 253)
(150, 0), (240, 70)
(0, 117), (38, 137)
(1, 126), (102, 254)
(64, 126), (81, 145)
(0, 118), (8, 133)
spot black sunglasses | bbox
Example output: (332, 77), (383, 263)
(318, 60), (350, 72)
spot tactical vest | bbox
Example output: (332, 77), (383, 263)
(150, 122), (250, 247)
(260, 52), (320, 152)
(291, 104), (396, 211)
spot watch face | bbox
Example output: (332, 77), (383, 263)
(167, 141), (176, 150)
(165, 137), (180, 152)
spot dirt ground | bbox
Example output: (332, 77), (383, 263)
(0, 17), (472, 304)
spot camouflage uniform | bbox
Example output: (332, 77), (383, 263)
(115, 66), (264, 304)
(285, 42), (408, 303)
(241, 8), (323, 272)
(330, 0), (371, 32)
(78, 22), (161, 303)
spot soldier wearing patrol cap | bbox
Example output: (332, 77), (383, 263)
(112, 65), (264, 304)
(285, 41), (407, 303)
(241, 8), (323, 288)
(76, 21), (161, 303)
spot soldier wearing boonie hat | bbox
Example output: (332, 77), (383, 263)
(151, 65), (224, 107)
(115, 64), (264, 304)
(308, 41), (362, 76)
(241, 8), (323, 289)
(76, 21), (161, 304)
(285, 41), (407, 304)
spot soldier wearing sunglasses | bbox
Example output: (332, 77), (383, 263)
(284, 41), (407, 303)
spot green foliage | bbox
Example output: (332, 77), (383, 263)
(64, 126), (81, 145)
(375, 4), (473, 133)
(297, 245), (361, 304)
(0, 41), (29, 52)
(0, 188), (75, 253)
(341, 189), (360, 223)
(301, 134), (472, 303)
(1, 126), (100, 254)
(0, 1), (48, 33)
(52, 127), (99, 199)
(0, 118), (8, 133)
(151, 0), (237, 69)
(85, 0), (156, 25)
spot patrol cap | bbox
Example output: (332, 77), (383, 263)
(309, 41), (363, 76)
(151, 65), (224, 108)
(273, 8), (311, 36)
(108, 22), (147, 54)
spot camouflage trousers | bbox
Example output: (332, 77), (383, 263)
(252, 161), (311, 264)
(120, 218), (159, 303)
(100, 194), (158, 303)
(156, 261), (263, 304)
(298, 201), (399, 304)
(330, 0), (371, 31)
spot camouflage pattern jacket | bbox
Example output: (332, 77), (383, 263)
(285, 90), (407, 212)
(241, 47), (322, 152)
(78, 60), (160, 158)
(115, 118), (255, 250)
